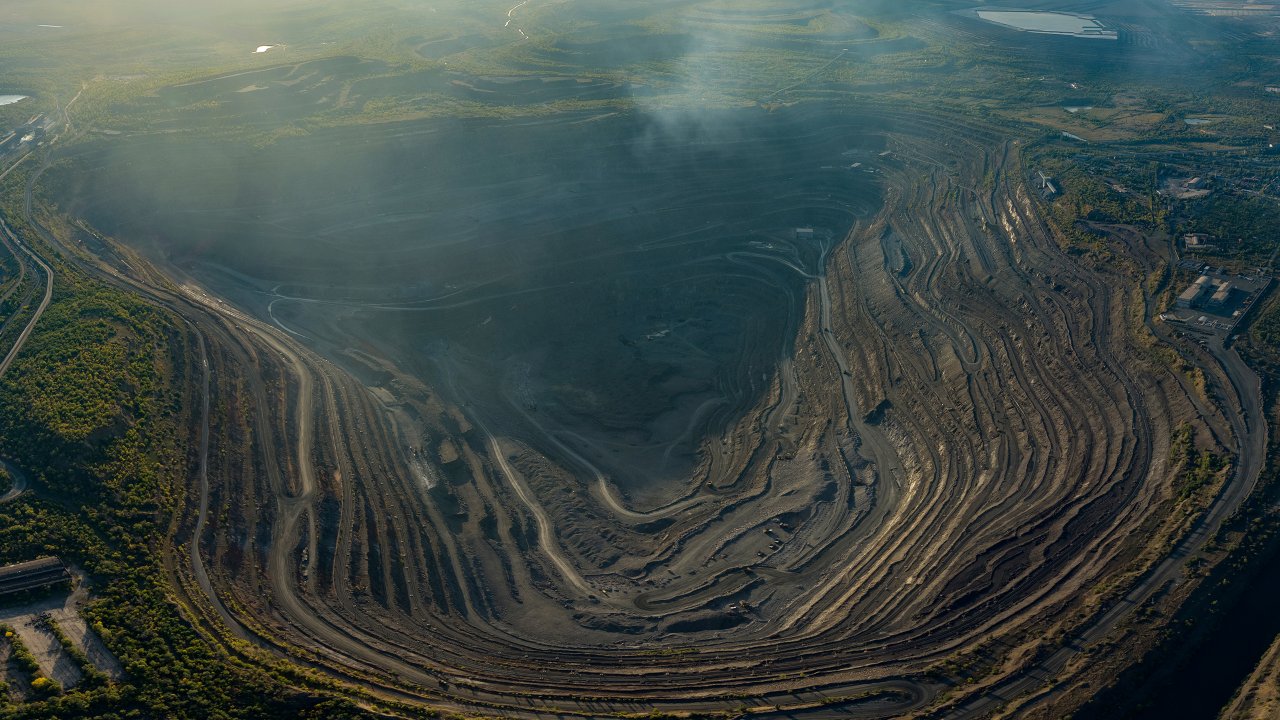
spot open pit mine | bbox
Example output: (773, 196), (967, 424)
(3, 3), (1270, 716)
(37, 103), (1251, 719)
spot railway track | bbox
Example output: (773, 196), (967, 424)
(0, 218), (53, 379)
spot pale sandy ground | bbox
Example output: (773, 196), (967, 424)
(0, 576), (123, 691)
(1221, 631), (1280, 719)
(7, 615), (81, 689)
(0, 638), (24, 701)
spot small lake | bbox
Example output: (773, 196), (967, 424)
(0, 95), (29, 106)
(975, 10), (1117, 39)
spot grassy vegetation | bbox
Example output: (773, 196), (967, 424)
(1251, 295), (1280, 350)
(1168, 423), (1226, 500)
(0, 266), (377, 719)
(1177, 192), (1280, 266)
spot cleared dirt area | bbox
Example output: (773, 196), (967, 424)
(6, 616), (81, 690)
(0, 583), (123, 694)
(49, 612), (123, 681)
(0, 639), (17, 702)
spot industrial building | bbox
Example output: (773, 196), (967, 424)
(1183, 233), (1216, 252)
(1208, 281), (1233, 310)
(1036, 170), (1059, 198)
(0, 557), (70, 598)
(1177, 275), (1214, 308)
(1176, 274), (1236, 311)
